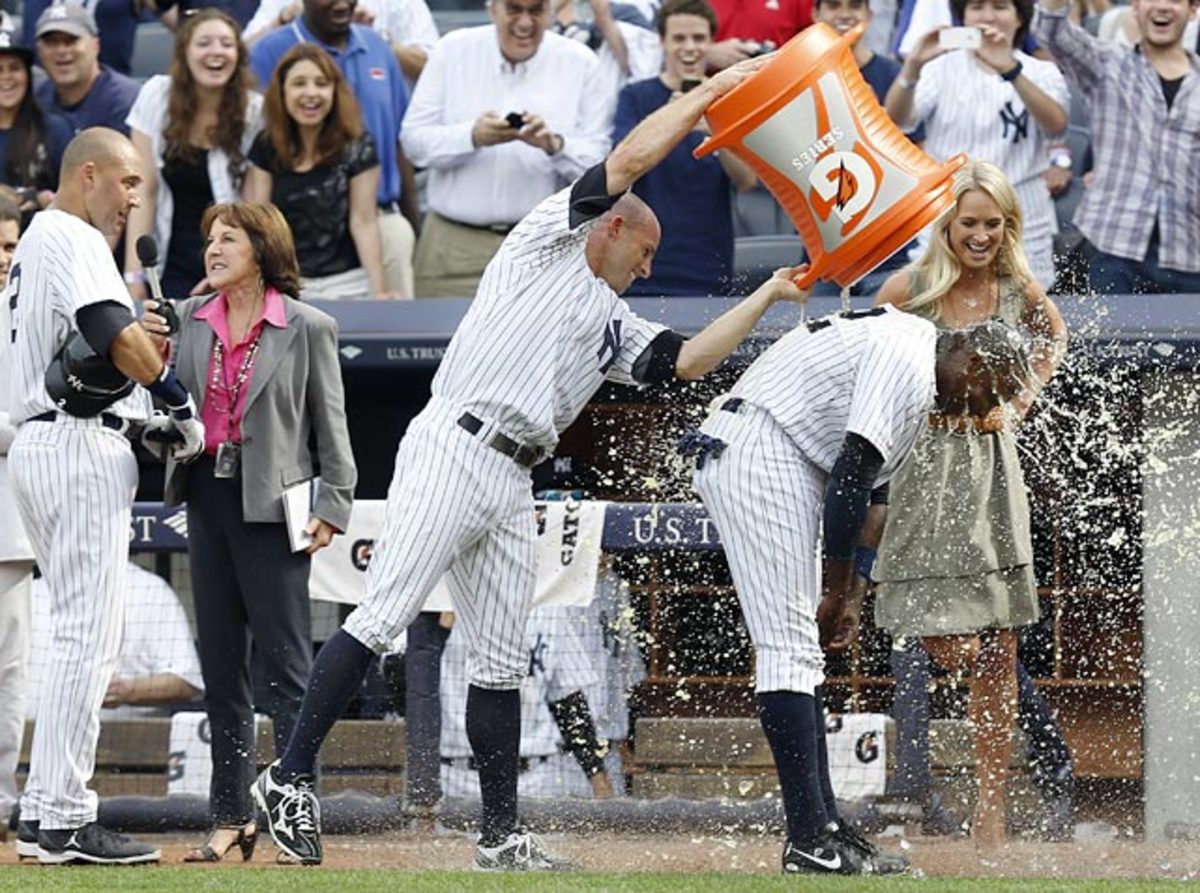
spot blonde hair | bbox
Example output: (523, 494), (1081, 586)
(904, 159), (1035, 314)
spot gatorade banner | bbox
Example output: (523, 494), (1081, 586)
(309, 499), (607, 612)
(826, 712), (888, 800)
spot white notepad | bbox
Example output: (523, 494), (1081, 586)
(282, 476), (320, 552)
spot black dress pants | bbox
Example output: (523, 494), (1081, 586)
(187, 455), (313, 824)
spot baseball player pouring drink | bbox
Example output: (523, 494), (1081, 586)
(685, 309), (1034, 876)
(2, 127), (205, 865)
(252, 54), (808, 871)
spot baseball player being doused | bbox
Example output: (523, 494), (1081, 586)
(250, 54), (810, 871)
(683, 312), (1034, 876)
(1, 128), (205, 866)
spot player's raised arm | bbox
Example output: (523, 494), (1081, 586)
(674, 266), (809, 380)
(603, 55), (769, 197)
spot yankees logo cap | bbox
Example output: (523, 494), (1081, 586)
(36, 3), (99, 40)
(0, 28), (33, 63)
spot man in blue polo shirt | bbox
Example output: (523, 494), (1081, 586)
(250, 0), (418, 296)
(33, 3), (140, 136)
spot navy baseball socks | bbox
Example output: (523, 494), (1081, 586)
(466, 685), (521, 847)
(757, 691), (831, 842)
(278, 629), (376, 781)
(759, 689), (908, 876)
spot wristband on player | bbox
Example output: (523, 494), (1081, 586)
(853, 545), (878, 583)
(148, 366), (190, 411)
(1000, 61), (1023, 82)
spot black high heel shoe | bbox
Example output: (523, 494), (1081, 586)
(183, 822), (258, 863)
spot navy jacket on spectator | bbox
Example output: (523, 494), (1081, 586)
(34, 64), (140, 136)
(613, 78), (734, 297)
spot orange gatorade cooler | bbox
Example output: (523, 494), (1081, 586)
(695, 22), (966, 289)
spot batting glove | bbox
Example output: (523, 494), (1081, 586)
(139, 411), (175, 462)
(166, 393), (206, 464)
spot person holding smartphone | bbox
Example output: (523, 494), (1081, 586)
(612, 0), (757, 296)
(884, 0), (1069, 290)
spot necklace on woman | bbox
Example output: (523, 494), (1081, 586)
(957, 276), (998, 314)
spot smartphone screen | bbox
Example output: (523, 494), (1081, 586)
(939, 26), (982, 50)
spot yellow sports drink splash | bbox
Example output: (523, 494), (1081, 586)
(695, 23), (966, 289)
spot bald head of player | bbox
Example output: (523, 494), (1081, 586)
(52, 127), (143, 248)
(934, 319), (1034, 417)
(585, 193), (662, 295)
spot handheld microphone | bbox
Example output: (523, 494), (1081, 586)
(135, 235), (180, 335)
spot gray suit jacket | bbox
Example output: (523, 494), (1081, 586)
(163, 294), (356, 530)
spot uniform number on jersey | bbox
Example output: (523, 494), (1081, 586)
(805, 305), (886, 333)
(6, 262), (19, 344)
(597, 319), (623, 374)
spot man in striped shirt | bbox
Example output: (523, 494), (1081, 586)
(687, 313), (1033, 875)
(252, 53), (810, 870)
(1034, 0), (1200, 294)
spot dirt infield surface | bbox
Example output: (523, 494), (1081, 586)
(4, 829), (1200, 881)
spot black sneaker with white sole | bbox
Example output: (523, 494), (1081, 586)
(37, 823), (160, 865)
(834, 821), (910, 874)
(251, 760), (322, 865)
(475, 830), (578, 871)
(16, 820), (38, 860)
(782, 826), (866, 876)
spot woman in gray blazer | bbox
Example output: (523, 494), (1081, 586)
(159, 202), (356, 862)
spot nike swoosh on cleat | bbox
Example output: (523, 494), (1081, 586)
(797, 849), (842, 871)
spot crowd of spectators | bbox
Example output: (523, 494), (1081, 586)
(1, 0), (1197, 298)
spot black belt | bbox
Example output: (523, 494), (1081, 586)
(29, 410), (128, 432)
(443, 215), (515, 235)
(720, 398), (744, 414)
(441, 755), (551, 774)
(457, 413), (542, 468)
(378, 201), (401, 214)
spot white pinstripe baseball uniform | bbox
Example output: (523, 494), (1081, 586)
(557, 565), (646, 796)
(3, 209), (151, 831)
(0, 259), (35, 831)
(26, 562), (203, 720)
(900, 50), (1070, 288)
(343, 170), (666, 694)
(439, 607), (598, 799)
(693, 306), (936, 695)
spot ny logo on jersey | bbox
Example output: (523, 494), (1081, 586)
(596, 319), (622, 374)
(528, 633), (548, 676)
(999, 102), (1029, 144)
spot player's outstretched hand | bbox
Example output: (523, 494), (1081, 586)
(703, 53), (772, 101)
(166, 393), (206, 463)
(768, 265), (811, 304)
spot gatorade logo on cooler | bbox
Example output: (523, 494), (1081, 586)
(741, 69), (915, 250)
(693, 23), (965, 289)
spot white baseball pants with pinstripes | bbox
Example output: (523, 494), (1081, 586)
(694, 403), (827, 696)
(344, 396), (536, 689)
(0, 569), (31, 821)
(8, 417), (137, 830)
